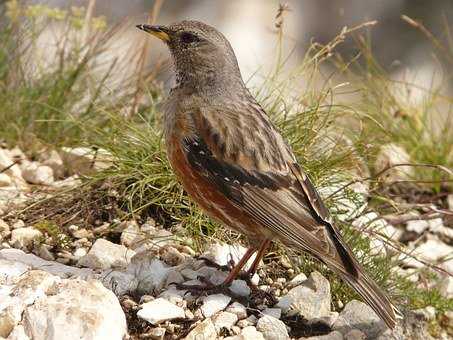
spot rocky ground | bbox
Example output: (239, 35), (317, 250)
(0, 145), (452, 340)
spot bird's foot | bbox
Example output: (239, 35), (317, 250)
(175, 276), (228, 296)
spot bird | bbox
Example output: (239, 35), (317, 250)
(137, 20), (398, 329)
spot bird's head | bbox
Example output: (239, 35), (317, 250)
(137, 20), (244, 92)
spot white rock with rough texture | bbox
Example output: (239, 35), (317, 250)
(344, 329), (366, 340)
(241, 326), (266, 340)
(137, 298), (185, 325)
(406, 219), (429, 234)
(0, 173), (12, 187)
(413, 239), (453, 272)
(213, 311), (238, 331)
(256, 315), (289, 340)
(229, 279), (251, 296)
(21, 162), (54, 185)
(1, 270), (127, 340)
(120, 221), (143, 248)
(201, 294), (231, 317)
(60, 147), (112, 175)
(374, 143), (413, 182)
(332, 300), (386, 338)
(0, 259), (30, 284)
(185, 318), (217, 340)
(303, 331), (344, 339)
(0, 149), (24, 183)
(262, 308), (281, 319)
(277, 271), (331, 319)
(78, 238), (135, 270)
(10, 227), (42, 250)
(41, 150), (65, 179)
(226, 302), (248, 320)
(203, 242), (257, 271)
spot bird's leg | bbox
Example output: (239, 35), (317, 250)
(246, 239), (271, 277)
(221, 247), (257, 285)
(175, 247), (257, 294)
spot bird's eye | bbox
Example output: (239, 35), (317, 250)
(180, 32), (200, 44)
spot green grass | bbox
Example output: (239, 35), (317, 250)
(2, 2), (452, 325)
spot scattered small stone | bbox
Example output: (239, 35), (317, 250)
(256, 315), (289, 340)
(148, 327), (166, 340)
(226, 302), (248, 320)
(237, 315), (257, 328)
(185, 318), (217, 340)
(277, 271), (331, 320)
(0, 173), (12, 187)
(241, 326), (265, 340)
(262, 308), (282, 319)
(332, 300), (386, 338)
(78, 238), (135, 270)
(139, 295), (154, 304)
(42, 150), (65, 179)
(301, 331), (344, 340)
(229, 279), (251, 297)
(160, 246), (186, 266)
(10, 227), (43, 250)
(73, 248), (87, 259)
(374, 143), (413, 183)
(71, 228), (93, 239)
(212, 311), (238, 332)
(288, 272), (307, 287)
(201, 294), (231, 318)
(203, 243), (257, 271)
(35, 244), (55, 261)
(165, 269), (185, 286)
(137, 298), (185, 325)
(120, 221), (142, 248)
(406, 219), (429, 234)
(11, 220), (25, 229)
(21, 162), (54, 185)
(344, 329), (366, 340)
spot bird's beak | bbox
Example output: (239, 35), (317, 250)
(136, 24), (171, 42)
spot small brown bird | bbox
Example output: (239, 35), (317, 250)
(137, 20), (398, 329)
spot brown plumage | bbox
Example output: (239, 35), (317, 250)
(137, 20), (399, 329)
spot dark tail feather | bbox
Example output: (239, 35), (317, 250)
(340, 269), (400, 329)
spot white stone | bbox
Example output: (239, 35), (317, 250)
(0, 149), (23, 183)
(0, 248), (94, 279)
(332, 300), (386, 338)
(42, 150), (65, 179)
(78, 239), (135, 270)
(212, 311), (238, 331)
(229, 279), (251, 296)
(60, 147), (112, 175)
(185, 318), (217, 340)
(126, 254), (170, 294)
(24, 278), (126, 339)
(1, 270), (126, 340)
(256, 315), (289, 340)
(374, 144), (413, 182)
(120, 221), (142, 248)
(203, 242), (257, 271)
(406, 219), (429, 234)
(277, 271), (331, 319)
(10, 227), (43, 250)
(303, 331), (344, 339)
(427, 218), (444, 233)
(226, 302), (248, 320)
(439, 275), (453, 298)
(137, 298), (185, 325)
(448, 194), (453, 211)
(344, 329), (366, 340)
(21, 162), (54, 185)
(262, 308), (281, 319)
(288, 272), (308, 288)
(241, 326), (266, 340)
(0, 173), (12, 187)
(201, 293), (231, 318)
